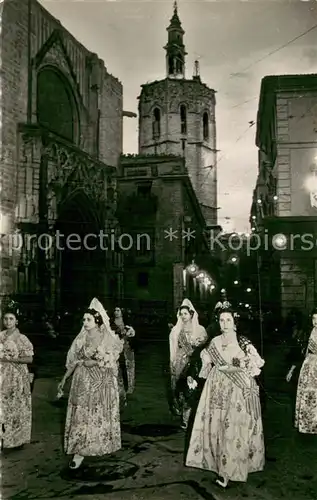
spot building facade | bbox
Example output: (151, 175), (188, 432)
(217, 233), (259, 311)
(117, 154), (221, 320)
(137, 3), (218, 227)
(0, 0), (123, 314)
(251, 74), (317, 316)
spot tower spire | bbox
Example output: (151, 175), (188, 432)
(164, 2), (187, 79)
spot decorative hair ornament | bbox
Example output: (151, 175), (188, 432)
(214, 300), (231, 310)
(214, 301), (239, 319)
(179, 298), (195, 314)
(5, 300), (20, 316)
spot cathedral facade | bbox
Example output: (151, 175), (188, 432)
(0, 0), (123, 314)
(137, 2), (218, 227)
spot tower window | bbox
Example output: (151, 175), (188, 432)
(168, 56), (174, 75)
(175, 54), (183, 74)
(203, 112), (209, 141)
(152, 108), (161, 140)
(180, 105), (187, 135)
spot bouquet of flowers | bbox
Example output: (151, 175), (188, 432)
(92, 346), (109, 368)
(0, 341), (17, 360)
(232, 356), (250, 369)
(124, 326), (135, 338)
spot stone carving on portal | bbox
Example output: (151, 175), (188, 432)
(45, 139), (108, 222)
(15, 135), (40, 223)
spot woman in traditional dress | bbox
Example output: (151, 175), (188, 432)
(0, 302), (34, 449)
(110, 307), (136, 404)
(186, 302), (265, 488)
(57, 298), (123, 469)
(169, 298), (207, 430)
(285, 310), (307, 410)
(294, 308), (317, 434)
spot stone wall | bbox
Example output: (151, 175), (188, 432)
(280, 257), (315, 316)
(119, 176), (184, 309)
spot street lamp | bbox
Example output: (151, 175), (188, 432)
(186, 261), (198, 275)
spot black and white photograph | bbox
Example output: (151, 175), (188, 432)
(1, 0), (317, 498)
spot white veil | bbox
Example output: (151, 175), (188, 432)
(169, 298), (206, 372)
(66, 297), (122, 370)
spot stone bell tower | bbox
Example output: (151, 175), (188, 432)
(138, 1), (218, 226)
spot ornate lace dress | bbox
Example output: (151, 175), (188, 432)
(186, 335), (265, 482)
(64, 327), (123, 456)
(295, 328), (317, 434)
(0, 329), (33, 448)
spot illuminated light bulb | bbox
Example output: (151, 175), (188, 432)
(304, 175), (317, 192)
(272, 233), (287, 249)
(187, 262), (198, 274)
(245, 303), (250, 308)
(273, 195), (278, 201)
(210, 285), (215, 291)
(252, 215), (256, 220)
(234, 280), (239, 285)
(246, 288), (251, 292)
(257, 199), (262, 204)
(231, 257), (237, 263)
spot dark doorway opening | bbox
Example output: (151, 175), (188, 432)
(56, 192), (104, 316)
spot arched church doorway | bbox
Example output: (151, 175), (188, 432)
(55, 191), (105, 316)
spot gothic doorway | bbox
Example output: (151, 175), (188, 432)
(55, 191), (105, 315)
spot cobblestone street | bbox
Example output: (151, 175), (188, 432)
(2, 341), (317, 500)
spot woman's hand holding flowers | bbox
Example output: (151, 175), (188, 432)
(56, 381), (64, 399)
(83, 359), (98, 367)
(125, 326), (135, 338)
(187, 376), (198, 390)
